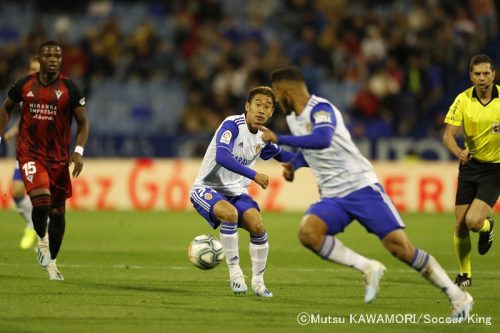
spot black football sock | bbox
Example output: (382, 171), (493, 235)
(31, 194), (51, 238)
(48, 212), (66, 260)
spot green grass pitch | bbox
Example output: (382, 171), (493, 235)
(0, 211), (498, 333)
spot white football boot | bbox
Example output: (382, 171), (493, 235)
(251, 280), (273, 297)
(363, 260), (386, 303)
(36, 235), (50, 268)
(47, 261), (64, 281)
(451, 291), (473, 323)
(229, 272), (247, 295)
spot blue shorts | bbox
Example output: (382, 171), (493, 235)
(307, 184), (405, 239)
(13, 161), (22, 181)
(190, 187), (260, 229)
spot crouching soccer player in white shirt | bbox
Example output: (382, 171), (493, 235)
(190, 86), (296, 297)
(260, 67), (473, 321)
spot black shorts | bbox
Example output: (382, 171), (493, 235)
(456, 159), (500, 207)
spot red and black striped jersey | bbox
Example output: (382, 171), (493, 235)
(8, 72), (85, 165)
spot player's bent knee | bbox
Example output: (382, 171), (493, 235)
(216, 210), (238, 223)
(213, 202), (238, 223)
(298, 226), (321, 249)
(465, 215), (483, 232)
(249, 221), (265, 236)
(298, 215), (328, 250)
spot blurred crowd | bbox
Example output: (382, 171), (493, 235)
(0, 0), (499, 152)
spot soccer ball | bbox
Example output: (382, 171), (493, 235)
(188, 234), (225, 270)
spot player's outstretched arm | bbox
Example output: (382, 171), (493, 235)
(260, 125), (332, 150)
(259, 126), (278, 143)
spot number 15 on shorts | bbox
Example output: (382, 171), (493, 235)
(22, 161), (37, 183)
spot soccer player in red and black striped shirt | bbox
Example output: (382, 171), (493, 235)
(0, 40), (90, 280)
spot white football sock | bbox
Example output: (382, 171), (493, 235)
(319, 235), (372, 273)
(250, 242), (269, 283)
(220, 222), (241, 276)
(417, 253), (464, 301)
(15, 195), (34, 228)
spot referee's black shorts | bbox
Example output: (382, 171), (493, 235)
(456, 158), (500, 207)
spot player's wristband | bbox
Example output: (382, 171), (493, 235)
(74, 145), (84, 156)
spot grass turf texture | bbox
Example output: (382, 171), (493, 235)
(0, 211), (498, 333)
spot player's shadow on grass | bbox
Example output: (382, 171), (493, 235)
(65, 281), (195, 294)
(0, 272), (52, 281)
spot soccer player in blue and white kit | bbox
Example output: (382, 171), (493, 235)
(190, 86), (296, 297)
(260, 67), (473, 320)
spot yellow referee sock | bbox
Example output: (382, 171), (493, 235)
(479, 218), (491, 233)
(453, 234), (471, 277)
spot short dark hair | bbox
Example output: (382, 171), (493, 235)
(38, 40), (61, 55)
(469, 54), (494, 72)
(269, 67), (305, 83)
(247, 86), (275, 105)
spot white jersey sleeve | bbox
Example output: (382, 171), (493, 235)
(286, 95), (379, 197)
